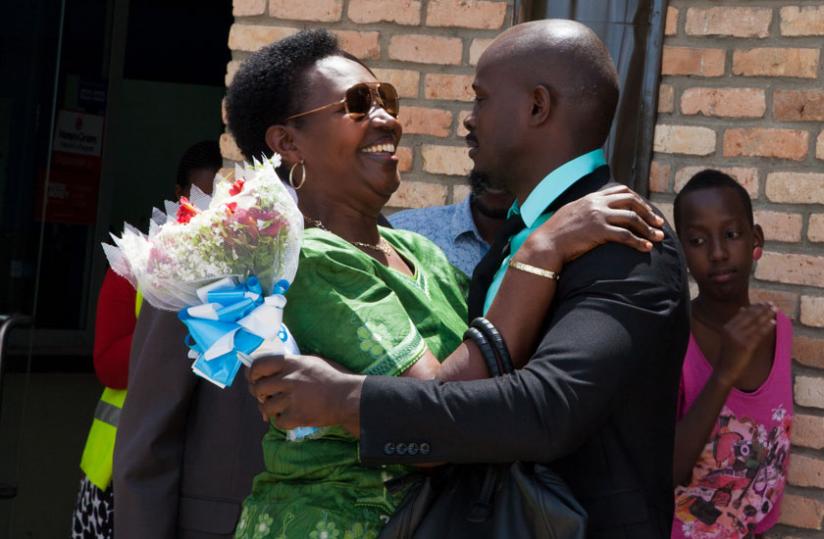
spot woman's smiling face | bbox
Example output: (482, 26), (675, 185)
(286, 56), (403, 210)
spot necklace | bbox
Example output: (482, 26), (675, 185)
(303, 215), (394, 257)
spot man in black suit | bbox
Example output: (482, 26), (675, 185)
(249, 20), (689, 537)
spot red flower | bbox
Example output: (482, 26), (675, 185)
(176, 197), (198, 224)
(225, 202), (238, 215)
(229, 179), (245, 196)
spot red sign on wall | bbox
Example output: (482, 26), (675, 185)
(35, 110), (104, 224)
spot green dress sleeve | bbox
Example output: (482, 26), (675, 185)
(283, 239), (427, 377)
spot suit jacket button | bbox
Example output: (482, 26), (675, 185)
(407, 442), (419, 455)
(384, 442), (395, 455)
(420, 442), (430, 455)
(396, 443), (407, 455)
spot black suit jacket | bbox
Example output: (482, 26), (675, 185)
(358, 167), (690, 538)
(114, 305), (267, 538)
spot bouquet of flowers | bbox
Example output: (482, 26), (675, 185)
(103, 155), (303, 391)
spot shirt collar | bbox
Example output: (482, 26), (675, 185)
(450, 195), (484, 243)
(509, 148), (607, 227)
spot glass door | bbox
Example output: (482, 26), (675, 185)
(1, 0), (115, 355)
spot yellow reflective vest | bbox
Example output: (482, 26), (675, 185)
(79, 290), (142, 491)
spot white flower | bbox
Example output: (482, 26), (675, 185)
(103, 154), (302, 311)
(772, 404), (787, 422)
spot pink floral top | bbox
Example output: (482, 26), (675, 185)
(672, 311), (793, 539)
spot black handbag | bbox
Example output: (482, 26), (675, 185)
(379, 320), (587, 539)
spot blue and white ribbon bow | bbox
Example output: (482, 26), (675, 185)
(179, 276), (294, 388)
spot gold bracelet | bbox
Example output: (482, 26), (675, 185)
(509, 260), (560, 281)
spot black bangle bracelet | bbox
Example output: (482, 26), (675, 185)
(463, 327), (500, 377)
(470, 317), (513, 375)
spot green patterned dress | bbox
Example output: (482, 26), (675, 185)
(236, 226), (468, 539)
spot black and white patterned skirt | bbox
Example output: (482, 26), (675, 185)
(72, 475), (113, 539)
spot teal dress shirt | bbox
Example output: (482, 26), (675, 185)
(482, 149), (607, 314)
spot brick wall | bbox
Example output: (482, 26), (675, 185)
(222, 0), (513, 210)
(653, 3), (824, 535)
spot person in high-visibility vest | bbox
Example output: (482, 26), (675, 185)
(72, 269), (140, 539)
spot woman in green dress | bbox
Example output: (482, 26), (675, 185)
(225, 29), (663, 539)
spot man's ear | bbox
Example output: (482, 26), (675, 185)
(529, 85), (552, 126)
(265, 124), (302, 166)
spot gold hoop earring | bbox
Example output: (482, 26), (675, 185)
(289, 160), (307, 190)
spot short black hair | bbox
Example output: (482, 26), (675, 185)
(176, 140), (222, 189)
(673, 169), (754, 233)
(226, 29), (366, 161)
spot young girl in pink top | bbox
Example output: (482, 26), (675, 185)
(671, 170), (793, 539)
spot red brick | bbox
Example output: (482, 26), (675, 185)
(779, 493), (824, 530)
(801, 296), (824, 328)
(219, 133), (244, 162)
(396, 146), (413, 172)
(781, 6), (824, 37)
(665, 6), (678, 36)
(681, 88), (765, 118)
(795, 335), (824, 369)
(674, 166), (758, 199)
(774, 90), (824, 122)
(733, 48), (820, 79)
(809, 214), (824, 242)
(389, 35), (462, 65)
(388, 180), (447, 208)
(228, 25), (297, 52)
(648, 161), (670, 193)
(793, 415), (824, 450)
(685, 7), (772, 38)
(225, 60), (241, 87)
(658, 84), (674, 113)
(756, 251), (824, 288)
(661, 47), (725, 77)
(753, 210), (802, 243)
(675, 163), (758, 199)
(234, 0), (266, 16)
(426, 0), (507, 30)
(469, 38), (494, 66)
(453, 184), (471, 203)
(268, 0), (343, 21)
(723, 128), (808, 161)
(371, 68), (419, 99)
(789, 453), (824, 487)
(818, 131), (824, 161)
(348, 0), (421, 25)
(749, 288), (798, 318)
(424, 74), (474, 102)
(654, 125), (716, 155)
(766, 172), (824, 204)
(796, 375), (824, 409)
(421, 144), (472, 176)
(332, 30), (380, 60)
(398, 106), (452, 137)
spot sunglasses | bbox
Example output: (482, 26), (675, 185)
(285, 82), (399, 122)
